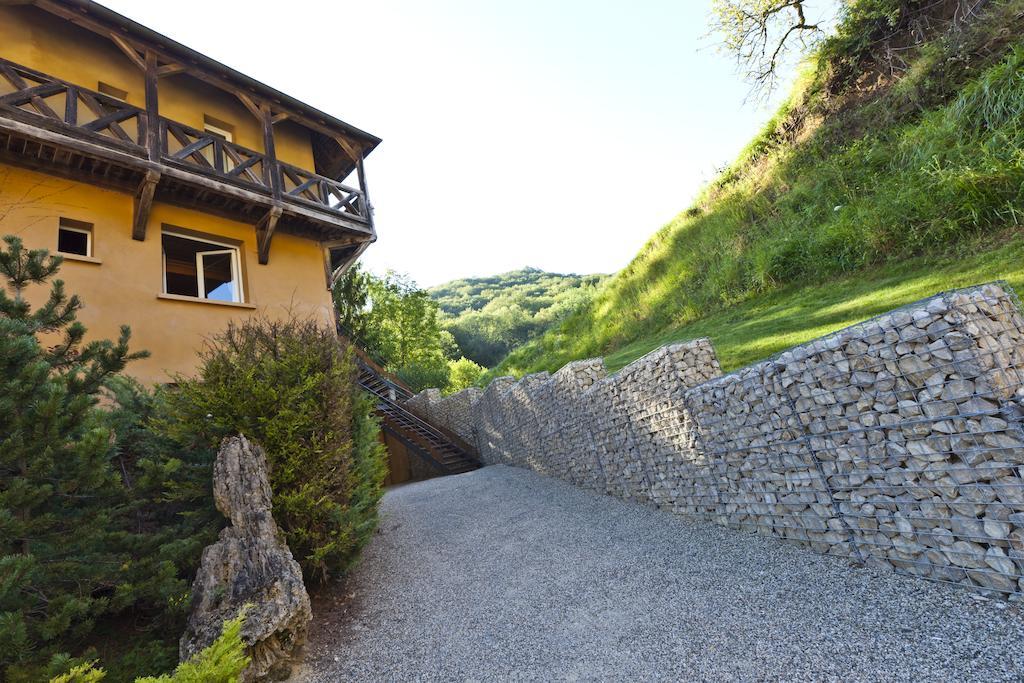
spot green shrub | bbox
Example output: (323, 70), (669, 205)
(163, 316), (387, 583)
(0, 236), (385, 678)
(93, 379), (221, 681)
(51, 611), (249, 683)
(134, 609), (248, 683)
(0, 236), (142, 680)
(445, 357), (485, 394)
(0, 236), (222, 681)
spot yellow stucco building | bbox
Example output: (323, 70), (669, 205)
(0, 0), (380, 384)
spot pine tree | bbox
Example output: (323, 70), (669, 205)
(0, 236), (145, 680)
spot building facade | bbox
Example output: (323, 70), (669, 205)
(0, 0), (379, 383)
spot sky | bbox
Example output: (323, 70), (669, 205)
(103, 0), (799, 287)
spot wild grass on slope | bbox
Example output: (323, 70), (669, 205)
(603, 233), (1024, 374)
(492, 28), (1024, 380)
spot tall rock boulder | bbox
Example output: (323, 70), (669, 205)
(181, 435), (312, 681)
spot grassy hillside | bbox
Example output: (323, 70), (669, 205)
(492, 0), (1024, 379)
(429, 267), (606, 367)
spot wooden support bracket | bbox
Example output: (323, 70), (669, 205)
(322, 236), (370, 289)
(334, 135), (362, 165)
(109, 32), (183, 77)
(132, 170), (160, 241)
(256, 206), (282, 265)
(109, 33), (147, 71)
(156, 63), (187, 77)
(238, 93), (289, 126)
(236, 92), (263, 121)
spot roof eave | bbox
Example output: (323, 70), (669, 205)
(37, 0), (382, 155)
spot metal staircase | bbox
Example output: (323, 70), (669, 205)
(354, 356), (481, 477)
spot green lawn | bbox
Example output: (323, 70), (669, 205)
(603, 236), (1024, 374)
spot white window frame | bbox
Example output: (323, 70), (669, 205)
(57, 223), (92, 257)
(203, 121), (233, 143)
(202, 121), (234, 171)
(196, 248), (242, 303)
(162, 231), (244, 304)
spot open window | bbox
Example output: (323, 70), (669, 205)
(58, 218), (92, 257)
(162, 231), (244, 303)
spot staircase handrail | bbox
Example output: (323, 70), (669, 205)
(337, 326), (416, 399)
(360, 380), (481, 466)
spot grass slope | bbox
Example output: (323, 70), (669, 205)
(604, 234), (1024, 373)
(491, 1), (1024, 380)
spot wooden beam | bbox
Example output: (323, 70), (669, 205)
(132, 170), (160, 241)
(144, 50), (160, 162)
(236, 92), (263, 121)
(241, 93), (293, 129)
(108, 33), (147, 71)
(260, 104), (282, 201)
(256, 206), (282, 265)
(156, 63), (187, 77)
(0, 81), (65, 106)
(333, 135), (362, 164)
(2, 106), (362, 228)
(355, 153), (374, 234)
(329, 239), (372, 288)
(0, 109), (152, 163)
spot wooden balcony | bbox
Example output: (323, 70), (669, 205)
(0, 57), (373, 266)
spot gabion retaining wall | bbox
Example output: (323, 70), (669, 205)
(406, 283), (1024, 596)
(405, 386), (481, 443)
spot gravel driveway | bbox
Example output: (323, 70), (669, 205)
(299, 465), (1024, 682)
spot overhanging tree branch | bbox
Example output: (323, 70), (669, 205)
(710, 0), (824, 96)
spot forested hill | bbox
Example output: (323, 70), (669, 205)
(492, 0), (1024, 379)
(429, 267), (606, 367)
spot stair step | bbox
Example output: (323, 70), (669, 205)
(358, 357), (479, 477)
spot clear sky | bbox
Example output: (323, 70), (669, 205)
(104, 0), (796, 286)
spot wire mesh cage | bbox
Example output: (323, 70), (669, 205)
(422, 282), (1024, 597)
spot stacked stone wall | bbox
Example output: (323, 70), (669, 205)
(405, 386), (482, 448)
(405, 283), (1024, 596)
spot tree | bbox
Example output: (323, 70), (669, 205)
(445, 357), (485, 395)
(332, 261), (372, 342)
(334, 268), (456, 392)
(710, 0), (825, 94)
(0, 236), (144, 679)
(430, 268), (607, 369)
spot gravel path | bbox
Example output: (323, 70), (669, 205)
(299, 465), (1024, 682)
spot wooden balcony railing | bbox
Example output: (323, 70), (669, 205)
(279, 161), (368, 220)
(0, 57), (370, 224)
(0, 59), (145, 148)
(161, 118), (272, 191)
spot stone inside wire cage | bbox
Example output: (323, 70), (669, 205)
(407, 282), (1024, 597)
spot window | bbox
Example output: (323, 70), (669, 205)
(97, 81), (128, 101)
(203, 117), (234, 143)
(58, 218), (92, 257)
(202, 115), (235, 171)
(162, 232), (244, 303)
